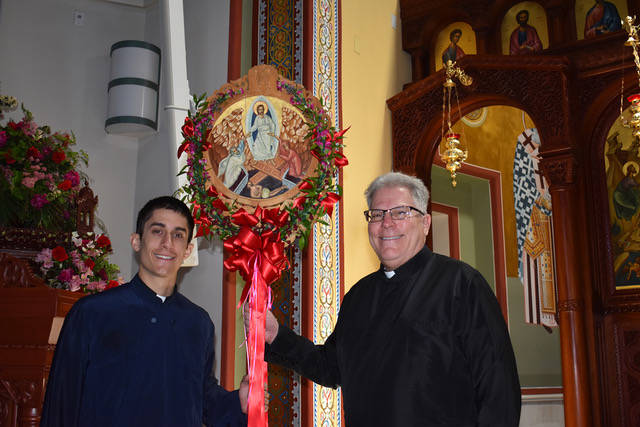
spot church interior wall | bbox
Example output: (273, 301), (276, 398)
(340, 0), (412, 290)
(0, 0), (148, 279)
(0, 0), (231, 379)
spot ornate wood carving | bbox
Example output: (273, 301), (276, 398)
(557, 299), (583, 312)
(0, 254), (46, 289)
(75, 183), (98, 235)
(603, 319), (640, 427)
(540, 154), (577, 189)
(0, 229), (70, 254)
(0, 253), (84, 426)
(388, 55), (570, 173)
(0, 379), (39, 427)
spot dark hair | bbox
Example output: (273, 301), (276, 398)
(136, 196), (195, 241)
(450, 29), (462, 41)
(516, 9), (529, 21)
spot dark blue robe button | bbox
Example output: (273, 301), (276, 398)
(151, 317), (157, 323)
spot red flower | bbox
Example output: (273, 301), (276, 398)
(52, 150), (66, 164)
(181, 118), (194, 138)
(84, 259), (95, 270)
(8, 121), (19, 131)
(106, 280), (120, 290)
(57, 180), (72, 191)
(52, 246), (69, 262)
(96, 234), (112, 249)
(4, 153), (16, 164)
(27, 146), (40, 159)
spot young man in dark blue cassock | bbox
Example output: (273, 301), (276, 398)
(41, 196), (248, 427)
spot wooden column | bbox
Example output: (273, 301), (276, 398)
(409, 48), (427, 82)
(541, 153), (594, 427)
(227, 0), (243, 81)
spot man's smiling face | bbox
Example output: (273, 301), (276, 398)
(131, 208), (193, 286)
(367, 185), (431, 271)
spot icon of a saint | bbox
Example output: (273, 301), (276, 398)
(509, 10), (542, 55)
(584, 0), (621, 39)
(442, 29), (465, 64)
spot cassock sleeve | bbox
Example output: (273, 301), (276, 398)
(40, 300), (90, 427)
(457, 272), (521, 427)
(202, 323), (247, 427)
(265, 321), (341, 388)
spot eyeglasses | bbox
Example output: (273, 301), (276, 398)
(363, 206), (424, 223)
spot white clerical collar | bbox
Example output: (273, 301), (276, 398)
(384, 270), (395, 278)
(156, 294), (167, 302)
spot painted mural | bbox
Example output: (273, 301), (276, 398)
(435, 106), (563, 388)
(605, 123), (640, 289)
(501, 2), (548, 55)
(208, 95), (313, 204)
(513, 128), (557, 328)
(435, 22), (476, 70)
(575, 0), (626, 40)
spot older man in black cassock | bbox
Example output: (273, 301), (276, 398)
(254, 171), (521, 426)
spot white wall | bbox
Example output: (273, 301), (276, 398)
(0, 0), (146, 277)
(180, 0), (230, 379)
(132, 0), (231, 378)
(0, 0), (231, 378)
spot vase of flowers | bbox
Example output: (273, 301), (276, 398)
(35, 231), (122, 293)
(0, 105), (88, 230)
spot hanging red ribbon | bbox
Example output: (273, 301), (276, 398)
(222, 208), (289, 427)
(245, 255), (269, 427)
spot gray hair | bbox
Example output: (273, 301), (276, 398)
(364, 172), (429, 212)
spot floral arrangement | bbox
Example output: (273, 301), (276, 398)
(177, 81), (348, 250)
(0, 105), (88, 230)
(35, 232), (121, 293)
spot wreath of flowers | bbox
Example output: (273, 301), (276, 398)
(177, 80), (349, 252)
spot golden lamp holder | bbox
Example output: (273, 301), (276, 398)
(621, 16), (640, 156)
(441, 60), (472, 187)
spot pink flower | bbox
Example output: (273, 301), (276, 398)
(36, 248), (53, 269)
(30, 194), (49, 208)
(21, 176), (39, 189)
(21, 120), (38, 136)
(69, 276), (83, 292)
(0, 131), (7, 147)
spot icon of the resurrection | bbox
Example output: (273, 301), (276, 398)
(203, 68), (321, 210)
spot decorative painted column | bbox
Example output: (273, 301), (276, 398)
(541, 152), (595, 427)
(254, 1), (343, 425)
(308, 0), (343, 426)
